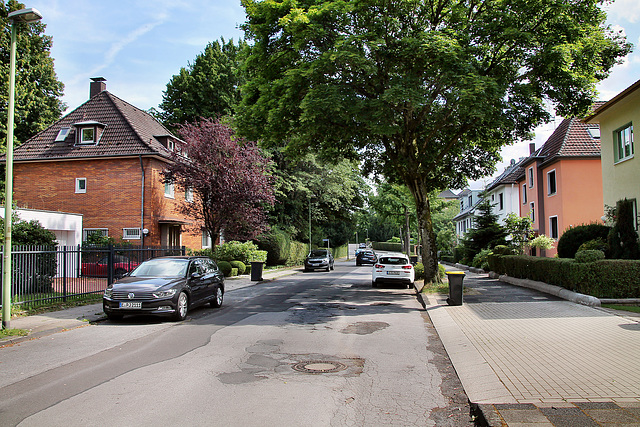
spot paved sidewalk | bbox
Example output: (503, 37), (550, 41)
(425, 268), (640, 426)
(0, 265), (300, 347)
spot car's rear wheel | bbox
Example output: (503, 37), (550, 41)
(174, 291), (188, 321)
(372, 281), (377, 288)
(210, 286), (224, 308)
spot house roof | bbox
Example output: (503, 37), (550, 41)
(486, 159), (524, 191)
(586, 78), (640, 123)
(515, 110), (602, 177)
(437, 189), (458, 199)
(7, 91), (178, 162)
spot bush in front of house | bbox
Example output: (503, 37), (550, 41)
(229, 260), (246, 275)
(575, 250), (605, 264)
(577, 238), (608, 253)
(215, 241), (260, 264)
(414, 262), (424, 280)
(487, 253), (640, 298)
(472, 249), (493, 270)
(557, 223), (610, 258)
(608, 198), (640, 260)
(217, 261), (232, 277)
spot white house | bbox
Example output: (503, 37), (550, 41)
(453, 188), (483, 240)
(484, 159), (524, 225)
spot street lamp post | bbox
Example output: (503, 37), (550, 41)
(3, 8), (43, 329)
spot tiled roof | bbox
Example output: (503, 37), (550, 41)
(486, 159), (525, 191)
(437, 189), (458, 199)
(10, 91), (176, 161)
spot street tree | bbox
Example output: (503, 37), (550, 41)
(269, 151), (369, 246)
(163, 118), (275, 243)
(1, 0), (65, 147)
(158, 38), (246, 128)
(370, 181), (416, 254)
(238, 0), (630, 282)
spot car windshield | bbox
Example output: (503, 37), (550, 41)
(129, 258), (189, 277)
(379, 257), (408, 265)
(309, 250), (328, 257)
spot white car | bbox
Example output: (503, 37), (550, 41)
(372, 253), (415, 288)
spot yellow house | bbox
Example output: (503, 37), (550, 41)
(586, 79), (639, 232)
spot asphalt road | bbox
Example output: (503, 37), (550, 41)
(0, 260), (473, 426)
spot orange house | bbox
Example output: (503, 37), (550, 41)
(3, 78), (208, 250)
(516, 116), (603, 257)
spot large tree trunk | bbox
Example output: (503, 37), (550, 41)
(406, 178), (440, 283)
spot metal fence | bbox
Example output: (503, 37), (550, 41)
(0, 245), (186, 308)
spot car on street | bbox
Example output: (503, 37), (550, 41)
(103, 256), (224, 321)
(372, 253), (415, 288)
(356, 249), (377, 266)
(304, 249), (334, 272)
(82, 255), (138, 278)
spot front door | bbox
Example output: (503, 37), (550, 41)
(160, 224), (182, 247)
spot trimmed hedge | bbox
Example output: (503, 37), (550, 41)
(230, 260), (246, 275)
(557, 224), (610, 258)
(488, 254), (640, 298)
(217, 261), (232, 277)
(372, 241), (416, 253)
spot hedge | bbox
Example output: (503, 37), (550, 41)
(372, 242), (416, 253)
(488, 254), (640, 298)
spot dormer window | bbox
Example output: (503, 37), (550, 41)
(73, 120), (106, 145)
(81, 128), (95, 144)
(55, 127), (71, 142)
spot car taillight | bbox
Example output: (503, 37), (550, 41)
(402, 265), (413, 270)
(374, 264), (385, 268)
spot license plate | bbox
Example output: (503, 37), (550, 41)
(119, 302), (142, 309)
(387, 271), (400, 275)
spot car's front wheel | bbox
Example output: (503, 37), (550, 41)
(174, 291), (188, 321)
(211, 286), (224, 308)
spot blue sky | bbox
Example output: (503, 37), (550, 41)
(28, 0), (640, 185)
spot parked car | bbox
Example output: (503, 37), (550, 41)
(372, 253), (415, 288)
(103, 256), (224, 321)
(304, 249), (334, 272)
(359, 243), (367, 248)
(82, 255), (138, 278)
(356, 249), (377, 266)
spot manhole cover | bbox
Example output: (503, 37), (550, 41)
(292, 361), (347, 374)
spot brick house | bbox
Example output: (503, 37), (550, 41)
(516, 114), (604, 257)
(6, 78), (208, 249)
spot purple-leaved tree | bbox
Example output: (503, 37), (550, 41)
(163, 118), (275, 244)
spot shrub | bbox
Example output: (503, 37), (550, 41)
(215, 241), (260, 264)
(414, 263), (425, 280)
(255, 228), (290, 265)
(530, 234), (555, 251)
(577, 238), (608, 254)
(287, 241), (309, 266)
(248, 250), (268, 263)
(230, 268), (238, 277)
(438, 264), (446, 280)
(493, 245), (515, 256)
(217, 261), (232, 277)
(575, 250), (605, 263)
(557, 223), (610, 258)
(472, 249), (493, 270)
(608, 198), (640, 260)
(230, 260), (246, 275)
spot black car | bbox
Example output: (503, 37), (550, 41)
(103, 256), (224, 321)
(304, 249), (334, 272)
(356, 249), (377, 266)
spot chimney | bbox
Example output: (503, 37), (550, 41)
(529, 142), (536, 155)
(90, 77), (106, 98)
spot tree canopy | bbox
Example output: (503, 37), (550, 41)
(238, 0), (630, 281)
(1, 0), (65, 147)
(163, 118), (275, 243)
(158, 38), (246, 128)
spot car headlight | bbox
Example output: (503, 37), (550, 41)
(104, 288), (112, 298)
(153, 289), (177, 298)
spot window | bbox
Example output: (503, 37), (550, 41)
(202, 230), (212, 248)
(522, 184), (527, 204)
(549, 216), (559, 239)
(460, 201), (464, 210)
(164, 182), (175, 198)
(528, 167), (534, 188)
(55, 127), (70, 142)
(185, 187), (193, 203)
(614, 123), (634, 162)
(80, 127), (95, 144)
(468, 195), (472, 207)
(547, 169), (557, 195)
(491, 194), (495, 202)
(530, 202), (535, 222)
(123, 228), (141, 240)
(83, 228), (108, 242)
(499, 193), (504, 211)
(75, 178), (86, 193)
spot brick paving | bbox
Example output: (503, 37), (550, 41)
(426, 268), (640, 426)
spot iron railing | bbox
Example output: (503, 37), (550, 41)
(0, 245), (186, 309)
